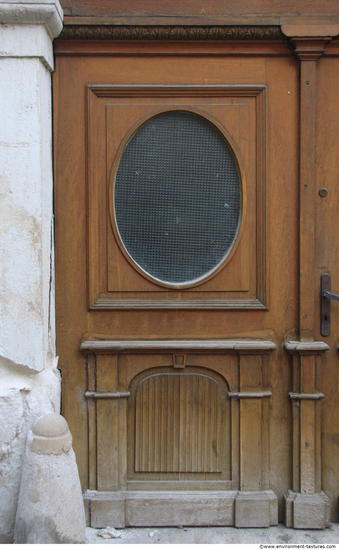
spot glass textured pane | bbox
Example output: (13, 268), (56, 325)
(114, 111), (241, 285)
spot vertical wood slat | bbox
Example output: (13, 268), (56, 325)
(290, 40), (330, 343)
(97, 354), (118, 393)
(87, 353), (97, 490)
(292, 353), (301, 493)
(118, 397), (128, 490)
(135, 374), (223, 473)
(300, 400), (316, 493)
(299, 59), (316, 341)
(240, 399), (262, 490)
(239, 353), (263, 491)
(300, 354), (316, 493)
(97, 399), (119, 491)
(173, 375), (180, 472)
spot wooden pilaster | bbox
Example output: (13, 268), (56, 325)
(284, 341), (330, 529)
(290, 37), (331, 341)
(281, 28), (334, 529)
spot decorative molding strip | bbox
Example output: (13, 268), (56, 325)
(85, 391), (130, 399)
(88, 83), (266, 98)
(289, 392), (325, 400)
(228, 391), (272, 399)
(60, 25), (283, 41)
(91, 297), (267, 310)
(80, 339), (277, 352)
(285, 341), (330, 353)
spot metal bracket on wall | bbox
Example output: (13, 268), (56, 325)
(321, 273), (339, 336)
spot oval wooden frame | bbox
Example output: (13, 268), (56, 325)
(108, 106), (247, 290)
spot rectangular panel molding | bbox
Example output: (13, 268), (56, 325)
(86, 84), (268, 310)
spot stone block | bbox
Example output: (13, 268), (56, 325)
(125, 491), (236, 526)
(267, 490), (279, 525)
(284, 491), (329, 529)
(321, 491), (331, 527)
(91, 494), (126, 529)
(235, 492), (270, 528)
(284, 489), (294, 527)
(293, 493), (326, 530)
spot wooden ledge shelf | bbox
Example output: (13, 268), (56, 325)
(228, 391), (272, 399)
(289, 392), (325, 400)
(91, 297), (267, 310)
(80, 339), (277, 352)
(284, 341), (330, 353)
(85, 391), (130, 399)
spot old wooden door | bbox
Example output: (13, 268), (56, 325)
(54, 28), (339, 528)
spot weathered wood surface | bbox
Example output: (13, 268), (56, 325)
(54, 32), (329, 525)
(81, 339), (277, 351)
(135, 373), (222, 473)
(59, 0), (339, 26)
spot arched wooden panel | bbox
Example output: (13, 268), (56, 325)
(135, 373), (223, 473)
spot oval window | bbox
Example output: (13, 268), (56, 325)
(114, 110), (242, 288)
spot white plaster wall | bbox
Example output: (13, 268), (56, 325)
(0, 5), (63, 542)
(0, 55), (53, 371)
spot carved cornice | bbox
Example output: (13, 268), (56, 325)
(59, 25), (283, 41)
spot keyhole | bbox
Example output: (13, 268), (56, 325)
(325, 315), (328, 321)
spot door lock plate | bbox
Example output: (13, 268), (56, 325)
(321, 273), (331, 337)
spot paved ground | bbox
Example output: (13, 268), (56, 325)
(86, 523), (339, 544)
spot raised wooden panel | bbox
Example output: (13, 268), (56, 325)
(135, 373), (223, 473)
(86, 85), (267, 310)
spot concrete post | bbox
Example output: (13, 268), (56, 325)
(14, 414), (86, 544)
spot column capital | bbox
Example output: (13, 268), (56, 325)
(290, 37), (332, 61)
(0, 1), (63, 70)
(281, 24), (337, 61)
(0, 1), (63, 39)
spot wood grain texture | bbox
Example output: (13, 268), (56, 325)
(59, 0), (339, 21)
(87, 353), (97, 490)
(291, 39), (329, 342)
(287, 347), (325, 501)
(54, 39), (291, 57)
(55, 44), (300, 522)
(92, 297), (266, 309)
(300, 400), (316, 493)
(299, 58), (316, 341)
(96, 354), (118, 392)
(97, 399), (119, 491)
(135, 373), (222, 473)
(240, 399), (262, 490)
(315, 55), (339, 521)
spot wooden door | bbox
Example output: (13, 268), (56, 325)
(53, 33), (339, 527)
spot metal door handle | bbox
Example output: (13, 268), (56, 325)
(321, 273), (338, 336)
(322, 289), (339, 302)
